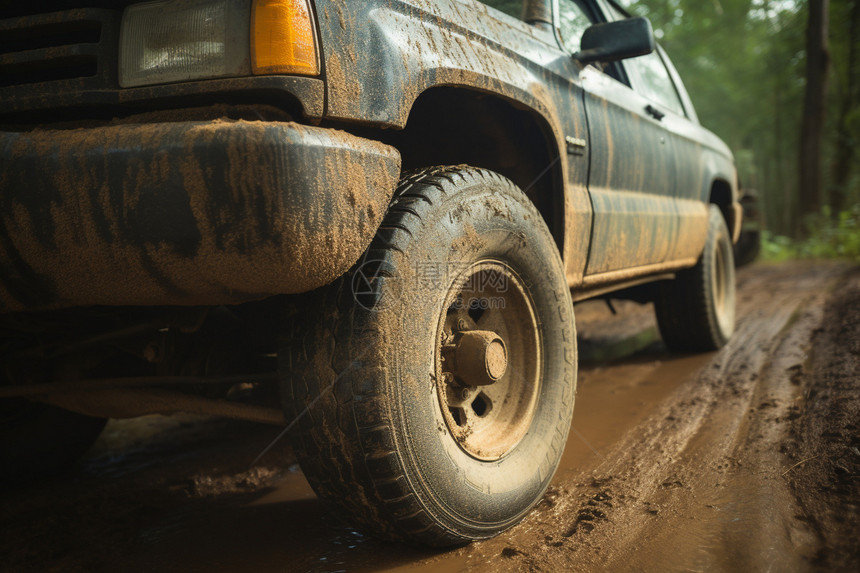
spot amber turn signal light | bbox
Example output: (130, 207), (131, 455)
(252, 0), (319, 76)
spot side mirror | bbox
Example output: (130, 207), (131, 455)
(573, 17), (656, 64)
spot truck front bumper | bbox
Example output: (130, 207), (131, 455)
(0, 121), (401, 312)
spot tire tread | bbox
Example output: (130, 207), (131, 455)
(655, 206), (735, 351)
(282, 166), (533, 545)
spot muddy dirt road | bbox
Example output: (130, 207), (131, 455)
(1, 260), (858, 572)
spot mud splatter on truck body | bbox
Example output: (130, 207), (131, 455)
(0, 0), (745, 548)
(0, 0), (738, 312)
(0, 121), (400, 312)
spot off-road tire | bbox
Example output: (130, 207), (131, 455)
(655, 205), (736, 351)
(0, 399), (106, 484)
(280, 166), (576, 546)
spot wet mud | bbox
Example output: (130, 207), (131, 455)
(1, 260), (858, 572)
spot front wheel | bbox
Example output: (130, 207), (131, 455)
(280, 167), (577, 546)
(655, 204), (736, 352)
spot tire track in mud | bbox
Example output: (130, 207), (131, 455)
(1, 262), (855, 573)
(781, 269), (860, 571)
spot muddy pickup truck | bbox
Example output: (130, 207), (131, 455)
(0, 0), (740, 546)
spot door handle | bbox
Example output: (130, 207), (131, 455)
(645, 104), (665, 121)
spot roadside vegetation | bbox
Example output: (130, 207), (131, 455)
(762, 205), (860, 261)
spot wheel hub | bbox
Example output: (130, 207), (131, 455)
(436, 260), (541, 461)
(449, 330), (508, 386)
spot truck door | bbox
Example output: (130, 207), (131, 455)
(579, 61), (680, 275)
(578, 0), (707, 275)
(630, 44), (711, 264)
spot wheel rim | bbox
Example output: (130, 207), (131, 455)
(435, 260), (541, 461)
(712, 232), (736, 336)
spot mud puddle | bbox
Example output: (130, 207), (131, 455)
(1, 261), (858, 572)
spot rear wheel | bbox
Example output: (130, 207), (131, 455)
(280, 167), (576, 546)
(734, 228), (761, 267)
(655, 204), (736, 352)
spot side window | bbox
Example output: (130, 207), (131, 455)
(481, 0), (523, 19)
(558, 0), (593, 53)
(623, 50), (686, 116)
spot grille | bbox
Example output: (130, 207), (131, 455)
(0, 9), (117, 89)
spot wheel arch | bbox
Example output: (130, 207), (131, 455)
(709, 178), (739, 240)
(389, 86), (566, 255)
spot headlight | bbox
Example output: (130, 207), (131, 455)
(119, 0), (319, 88)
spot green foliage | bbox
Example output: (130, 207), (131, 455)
(762, 204), (860, 261)
(761, 231), (796, 262)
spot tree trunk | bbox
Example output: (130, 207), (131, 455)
(797, 0), (830, 236)
(775, 77), (790, 234)
(830, 0), (859, 215)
